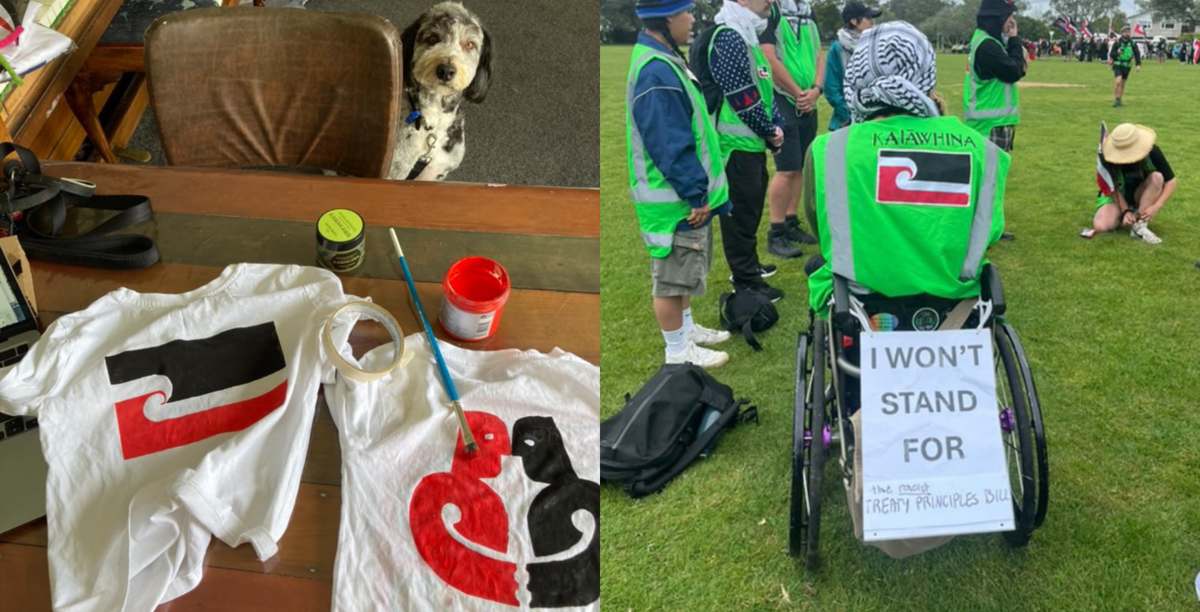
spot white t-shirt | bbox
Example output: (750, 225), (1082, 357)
(324, 337), (600, 611)
(0, 264), (349, 612)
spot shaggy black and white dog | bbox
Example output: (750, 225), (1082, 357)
(389, 2), (493, 181)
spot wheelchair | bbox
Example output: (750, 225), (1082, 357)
(789, 265), (1048, 570)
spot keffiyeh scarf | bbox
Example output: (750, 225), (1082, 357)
(843, 21), (939, 123)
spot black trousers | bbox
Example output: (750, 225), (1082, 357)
(720, 150), (768, 286)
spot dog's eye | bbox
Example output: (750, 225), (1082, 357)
(424, 34), (439, 45)
(464, 41), (477, 52)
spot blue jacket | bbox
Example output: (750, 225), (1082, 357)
(824, 41), (851, 130)
(631, 33), (730, 231)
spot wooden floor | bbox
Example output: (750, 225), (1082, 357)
(0, 163), (599, 610)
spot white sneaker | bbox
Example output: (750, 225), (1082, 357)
(1131, 220), (1162, 244)
(666, 342), (729, 369)
(689, 323), (731, 345)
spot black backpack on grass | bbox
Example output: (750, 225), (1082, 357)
(600, 364), (757, 499)
(719, 290), (779, 351)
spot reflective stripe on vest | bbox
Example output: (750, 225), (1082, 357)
(821, 123), (1001, 284)
(964, 29), (1019, 122)
(960, 141), (1000, 280)
(823, 127), (855, 281)
(709, 25), (775, 152)
(640, 231), (674, 248)
(625, 43), (730, 256)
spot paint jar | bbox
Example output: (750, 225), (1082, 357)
(439, 256), (510, 342)
(316, 209), (365, 274)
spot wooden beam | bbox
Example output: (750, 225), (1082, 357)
(81, 43), (146, 74)
(41, 163), (601, 238)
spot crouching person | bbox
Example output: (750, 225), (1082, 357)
(1092, 123), (1176, 244)
(627, 0), (733, 369)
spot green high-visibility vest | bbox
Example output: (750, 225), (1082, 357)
(807, 114), (1009, 312)
(1113, 40), (1134, 67)
(708, 25), (776, 155)
(963, 29), (1020, 135)
(769, 3), (820, 100)
(625, 43), (730, 258)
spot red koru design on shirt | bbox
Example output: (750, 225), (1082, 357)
(106, 322), (288, 460)
(409, 411), (517, 606)
(113, 381), (287, 460)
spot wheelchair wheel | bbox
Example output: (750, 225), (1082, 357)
(994, 324), (1036, 546)
(1001, 324), (1049, 529)
(790, 321), (826, 570)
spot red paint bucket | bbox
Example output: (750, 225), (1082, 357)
(438, 257), (511, 342)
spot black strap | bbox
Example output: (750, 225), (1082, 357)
(405, 157), (430, 181)
(0, 143), (159, 270)
(742, 319), (763, 352)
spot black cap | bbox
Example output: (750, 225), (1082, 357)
(841, 2), (881, 23)
(977, 0), (1016, 17)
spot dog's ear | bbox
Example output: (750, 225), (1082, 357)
(400, 18), (421, 89)
(465, 28), (493, 104)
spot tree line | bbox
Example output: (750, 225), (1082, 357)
(600, 0), (1197, 45)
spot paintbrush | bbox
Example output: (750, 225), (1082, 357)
(389, 227), (478, 453)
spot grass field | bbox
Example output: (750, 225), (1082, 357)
(600, 46), (1200, 611)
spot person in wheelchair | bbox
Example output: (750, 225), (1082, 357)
(788, 22), (1047, 570)
(802, 20), (1007, 322)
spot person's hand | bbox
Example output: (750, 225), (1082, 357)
(1137, 209), (1151, 222)
(796, 88), (819, 113)
(687, 204), (712, 228)
(1004, 16), (1018, 38)
(769, 126), (784, 149)
(1122, 210), (1138, 226)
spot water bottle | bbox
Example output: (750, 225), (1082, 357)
(698, 407), (722, 458)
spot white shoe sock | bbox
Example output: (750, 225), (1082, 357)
(682, 307), (694, 338)
(663, 325), (688, 358)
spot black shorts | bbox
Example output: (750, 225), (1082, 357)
(1113, 65), (1131, 80)
(773, 96), (817, 173)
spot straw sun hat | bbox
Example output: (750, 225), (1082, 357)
(1102, 123), (1156, 164)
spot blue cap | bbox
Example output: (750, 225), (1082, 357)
(636, 0), (694, 19)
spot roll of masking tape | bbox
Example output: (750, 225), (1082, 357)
(322, 301), (413, 382)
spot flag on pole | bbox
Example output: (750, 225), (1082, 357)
(1133, 22), (1147, 37)
(1053, 16), (1070, 34)
(1097, 122), (1114, 196)
(1065, 17), (1079, 36)
(1081, 19), (1092, 39)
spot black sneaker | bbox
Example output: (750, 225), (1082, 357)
(785, 219), (819, 244)
(767, 231), (803, 259)
(734, 279), (784, 303)
(728, 265), (777, 282)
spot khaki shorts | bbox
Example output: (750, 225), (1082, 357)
(651, 225), (712, 298)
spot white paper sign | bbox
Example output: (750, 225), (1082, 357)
(860, 329), (1014, 541)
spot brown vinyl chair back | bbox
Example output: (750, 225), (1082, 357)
(145, 8), (401, 177)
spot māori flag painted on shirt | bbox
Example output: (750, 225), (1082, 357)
(105, 322), (288, 460)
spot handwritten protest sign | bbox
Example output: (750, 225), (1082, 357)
(860, 329), (1014, 541)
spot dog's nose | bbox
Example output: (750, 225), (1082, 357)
(436, 63), (456, 82)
